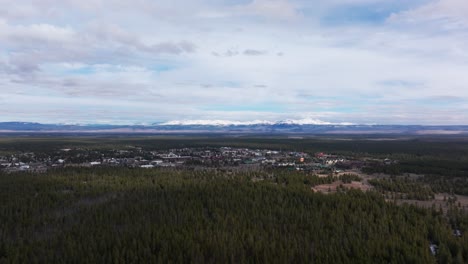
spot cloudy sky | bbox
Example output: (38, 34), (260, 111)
(1, 0), (468, 125)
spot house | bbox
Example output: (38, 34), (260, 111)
(430, 244), (438, 256)
(315, 152), (325, 158)
(19, 165), (30, 171)
(151, 160), (164, 165)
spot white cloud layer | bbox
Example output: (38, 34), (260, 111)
(0, 0), (468, 125)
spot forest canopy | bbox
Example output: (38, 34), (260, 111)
(1, 167), (467, 263)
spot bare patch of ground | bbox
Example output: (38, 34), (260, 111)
(393, 193), (468, 213)
(312, 181), (372, 194)
(312, 170), (468, 213)
(316, 173), (331, 178)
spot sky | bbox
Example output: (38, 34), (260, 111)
(1, 0), (468, 125)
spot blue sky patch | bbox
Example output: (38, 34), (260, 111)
(151, 64), (176, 72)
(66, 66), (95, 75)
(319, 1), (429, 26)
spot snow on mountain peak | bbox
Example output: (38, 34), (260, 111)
(278, 118), (331, 125)
(278, 118), (354, 125)
(159, 119), (353, 126)
(159, 120), (274, 126)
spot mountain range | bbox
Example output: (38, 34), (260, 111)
(1, 120), (468, 135)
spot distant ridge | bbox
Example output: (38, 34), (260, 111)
(1, 121), (468, 135)
(159, 118), (353, 126)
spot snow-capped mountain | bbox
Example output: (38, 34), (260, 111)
(269, 118), (354, 126)
(158, 118), (353, 126)
(1, 121), (468, 135)
(159, 120), (274, 126)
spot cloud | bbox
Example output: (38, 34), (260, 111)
(145, 41), (197, 54)
(237, 0), (301, 20)
(0, 19), (196, 77)
(212, 49), (243, 57)
(243, 49), (267, 56)
(0, 21), (75, 44)
(426, 95), (465, 104)
(0, 0), (468, 125)
(388, 0), (468, 29)
(378, 80), (424, 88)
(212, 48), (268, 57)
(88, 22), (197, 55)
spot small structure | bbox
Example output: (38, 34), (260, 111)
(19, 165), (30, 171)
(430, 244), (438, 256)
(151, 160), (164, 165)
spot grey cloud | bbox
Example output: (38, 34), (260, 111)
(243, 49), (267, 56)
(12, 63), (39, 74)
(146, 41), (197, 54)
(52, 75), (156, 98)
(89, 23), (196, 55)
(211, 49), (239, 57)
(0, 3), (39, 21)
(2, 20), (196, 57)
(0, 20), (197, 82)
(178, 41), (197, 53)
(94, 29), (197, 55)
(62, 79), (79, 87)
(212, 49), (267, 57)
(60, 85), (149, 98)
(0, 62), (11, 74)
(225, 49), (239, 56)
(378, 80), (424, 87)
(231, 0), (301, 20)
(427, 95), (465, 103)
(0, 54), (41, 78)
(1, 22), (76, 45)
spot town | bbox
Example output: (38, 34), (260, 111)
(0, 146), (389, 174)
(2, 136), (467, 263)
